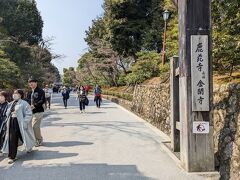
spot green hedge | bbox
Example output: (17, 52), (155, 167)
(103, 90), (133, 101)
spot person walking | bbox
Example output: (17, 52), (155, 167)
(0, 91), (8, 152)
(1, 89), (35, 164)
(43, 85), (53, 109)
(27, 77), (45, 147)
(84, 85), (91, 96)
(62, 86), (70, 109)
(94, 85), (102, 108)
(77, 86), (87, 113)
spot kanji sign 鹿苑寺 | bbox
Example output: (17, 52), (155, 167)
(191, 35), (209, 111)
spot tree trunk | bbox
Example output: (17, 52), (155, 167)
(117, 56), (127, 74)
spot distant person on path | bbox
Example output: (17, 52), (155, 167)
(27, 77), (45, 147)
(84, 85), (91, 96)
(43, 85), (53, 109)
(0, 91), (8, 152)
(62, 86), (70, 109)
(2, 89), (35, 164)
(94, 85), (102, 108)
(77, 86), (87, 113)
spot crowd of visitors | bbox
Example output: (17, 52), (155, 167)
(0, 76), (102, 164)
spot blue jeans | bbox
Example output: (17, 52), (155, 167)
(95, 96), (101, 108)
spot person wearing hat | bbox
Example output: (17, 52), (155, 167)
(26, 77), (45, 147)
(62, 86), (70, 109)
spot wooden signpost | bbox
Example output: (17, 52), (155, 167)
(191, 35), (210, 112)
(177, 0), (214, 172)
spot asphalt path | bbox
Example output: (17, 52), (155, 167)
(0, 93), (215, 180)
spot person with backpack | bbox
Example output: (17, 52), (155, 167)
(62, 86), (70, 109)
(77, 86), (87, 113)
(94, 85), (102, 108)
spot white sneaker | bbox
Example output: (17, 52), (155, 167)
(35, 139), (43, 147)
(27, 148), (33, 153)
(8, 159), (16, 164)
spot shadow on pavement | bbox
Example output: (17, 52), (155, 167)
(42, 117), (62, 127)
(44, 121), (162, 144)
(18, 150), (78, 161)
(86, 112), (106, 114)
(43, 141), (93, 147)
(46, 111), (107, 115)
(99, 106), (118, 109)
(0, 163), (155, 180)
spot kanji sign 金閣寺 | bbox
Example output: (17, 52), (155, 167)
(191, 35), (209, 111)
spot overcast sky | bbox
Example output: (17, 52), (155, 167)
(36, 0), (104, 74)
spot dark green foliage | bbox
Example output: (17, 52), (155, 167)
(212, 0), (240, 75)
(0, 0), (43, 44)
(125, 51), (161, 85)
(143, 0), (164, 52)
(0, 50), (20, 89)
(117, 73), (128, 86)
(76, 0), (239, 89)
(77, 0), (167, 87)
(107, 0), (154, 58)
(0, 0), (60, 89)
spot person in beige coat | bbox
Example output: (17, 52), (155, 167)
(1, 89), (35, 164)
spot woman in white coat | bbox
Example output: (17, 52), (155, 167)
(1, 89), (35, 164)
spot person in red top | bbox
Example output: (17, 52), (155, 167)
(84, 85), (91, 96)
(94, 85), (102, 108)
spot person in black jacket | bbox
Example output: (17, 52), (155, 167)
(26, 77), (45, 147)
(94, 85), (102, 108)
(77, 86), (87, 113)
(0, 91), (8, 152)
(62, 86), (70, 109)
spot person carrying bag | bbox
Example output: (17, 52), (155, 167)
(77, 86), (87, 113)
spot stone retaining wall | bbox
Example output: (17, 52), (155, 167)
(131, 84), (171, 136)
(104, 83), (240, 179)
(213, 84), (240, 180)
(104, 95), (132, 111)
(131, 83), (240, 179)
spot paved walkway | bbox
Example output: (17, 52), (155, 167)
(0, 93), (216, 180)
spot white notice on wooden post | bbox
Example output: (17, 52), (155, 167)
(193, 121), (209, 134)
(191, 35), (209, 111)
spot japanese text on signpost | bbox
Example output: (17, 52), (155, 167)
(191, 35), (209, 111)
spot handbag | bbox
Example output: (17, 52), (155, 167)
(85, 97), (89, 106)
